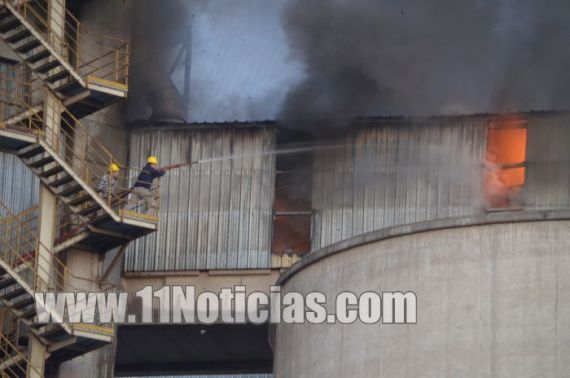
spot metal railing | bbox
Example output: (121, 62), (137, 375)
(0, 330), (40, 377)
(4, 0), (129, 87)
(0, 65), (43, 123)
(0, 74), (158, 221)
(0, 309), (40, 378)
(0, 200), (68, 294)
(0, 200), (117, 332)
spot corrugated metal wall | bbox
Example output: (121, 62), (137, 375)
(125, 125), (276, 271)
(0, 151), (38, 213)
(311, 117), (488, 249)
(524, 113), (570, 210)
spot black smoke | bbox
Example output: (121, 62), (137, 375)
(279, 0), (570, 132)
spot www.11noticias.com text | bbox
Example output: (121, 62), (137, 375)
(33, 285), (417, 325)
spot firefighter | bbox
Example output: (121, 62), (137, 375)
(95, 163), (120, 200)
(125, 156), (166, 216)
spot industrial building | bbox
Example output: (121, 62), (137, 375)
(0, 1), (570, 378)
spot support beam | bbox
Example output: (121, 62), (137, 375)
(31, 92), (63, 377)
(48, 0), (66, 56)
(28, 333), (47, 378)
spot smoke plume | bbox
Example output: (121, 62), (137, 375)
(126, 0), (209, 122)
(279, 0), (570, 131)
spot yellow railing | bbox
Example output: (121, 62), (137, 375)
(0, 65), (43, 122)
(0, 200), (116, 332)
(5, 203), (88, 250)
(0, 200), (68, 294)
(0, 74), (157, 219)
(0, 309), (42, 377)
(11, 206), (38, 234)
(4, 0), (129, 87)
(0, 331), (41, 377)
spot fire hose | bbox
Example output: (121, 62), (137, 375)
(160, 161), (199, 171)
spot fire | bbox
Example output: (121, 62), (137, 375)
(484, 117), (527, 208)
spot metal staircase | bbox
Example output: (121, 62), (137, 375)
(0, 201), (114, 371)
(0, 76), (157, 253)
(0, 1), (149, 375)
(0, 308), (43, 378)
(0, 0), (129, 118)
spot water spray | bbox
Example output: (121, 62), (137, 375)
(165, 144), (354, 168)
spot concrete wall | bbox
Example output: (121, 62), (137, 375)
(274, 214), (570, 378)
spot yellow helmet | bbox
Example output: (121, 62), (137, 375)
(109, 163), (120, 173)
(147, 156), (158, 165)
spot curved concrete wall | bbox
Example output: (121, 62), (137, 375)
(274, 213), (570, 378)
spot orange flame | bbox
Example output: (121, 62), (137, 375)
(484, 117), (527, 208)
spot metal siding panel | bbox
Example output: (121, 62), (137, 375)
(311, 118), (487, 249)
(0, 151), (38, 212)
(125, 126), (275, 272)
(525, 114), (570, 210)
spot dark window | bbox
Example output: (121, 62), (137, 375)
(271, 150), (312, 257)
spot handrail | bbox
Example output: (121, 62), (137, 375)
(0, 200), (68, 294)
(0, 309), (43, 377)
(0, 309), (32, 375)
(0, 330), (42, 377)
(0, 65), (44, 122)
(4, 0), (130, 87)
(0, 200), (116, 331)
(0, 75), (158, 219)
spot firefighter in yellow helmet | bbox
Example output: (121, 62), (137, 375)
(95, 163), (120, 200)
(125, 156), (166, 216)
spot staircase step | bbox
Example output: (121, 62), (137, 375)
(40, 165), (65, 178)
(0, 18), (21, 33)
(36, 59), (61, 74)
(29, 321), (46, 329)
(78, 203), (102, 217)
(46, 70), (70, 83)
(12, 296), (34, 309)
(18, 145), (45, 159)
(0, 11), (12, 22)
(29, 155), (55, 169)
(59, 184), (83, 198)
(26, 49), (50, 64)
(19, 307), (37, 320)
(0, 277), (16, 290)
(50, 174), (74, 188)
(67, 194), (94, 207)
(5, 28), (32, 44)
(2, 287), (26, 301)
(15, 38), (42, 54)
(40, 325), (66, 339)
(17, 335), (29, 347)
